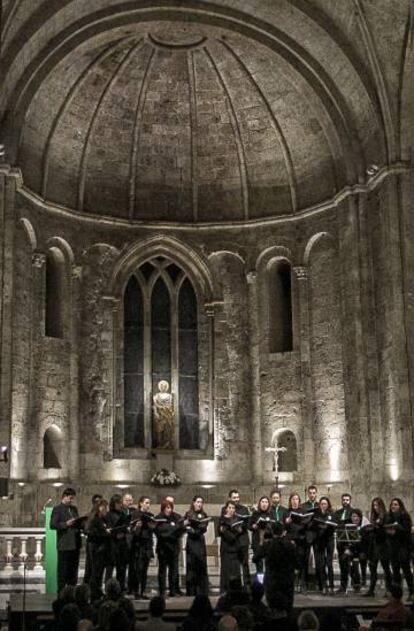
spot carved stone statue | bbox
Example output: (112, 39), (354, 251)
(153, 380), (175, 450)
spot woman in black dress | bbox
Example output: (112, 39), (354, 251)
(313, 496), (336, 594)
(184, 495), (209, 596)
(88, 499), (111, 601)
(219, 500), (243, 593)
(130, 495), (155, 600)
(284, 492), (308, 593)
(364, 497), (393, 597)
(386, 497), (414, 598)
(155, 498), (185, 597)
(249, 495), (272, 575)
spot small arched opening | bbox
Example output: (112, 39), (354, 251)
(43, 425), (63, 469)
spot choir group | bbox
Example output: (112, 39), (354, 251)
(50, 485), (414, 603)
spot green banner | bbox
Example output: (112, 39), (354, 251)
(45, 506), (57, 594)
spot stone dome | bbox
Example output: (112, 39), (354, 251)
(15, 18), (380, 223)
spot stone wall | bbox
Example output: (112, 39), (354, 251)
(0, 170), (413, 521)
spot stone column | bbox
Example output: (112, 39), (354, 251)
(205, 302), (216, 454)
(246, 271), (262, 484)
(293, 265), (314, 482)
(30, 251), (46, 477)
(0, 167), (19, 477)
(336, 196), (371, 495)
(68, 265), (82, 479)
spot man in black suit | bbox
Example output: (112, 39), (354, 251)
(50, 487), (82, 593)
(334, 492), (354, 593)
(222, 489), (251, 591)
(300, 485), (319, 592)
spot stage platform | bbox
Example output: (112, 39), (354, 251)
(7, 591), (397, 631)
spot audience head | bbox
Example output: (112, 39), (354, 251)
(268, 591), (289, 613)
(98, 600), (118, 631)
(149, 595), (166, 618)
(74, 583), (91, 606)
(108, 608), (131, 631)
(298, 610), (320, 630)
(231, 605), (253, 630)
(59, 584), (76, 602)
(105, 578), (122, 602)
(389, 583), (403, 600)
(109, 494), (122, 512)
(189, 594), (213, 619)
(59, 603), (80, 631)
(341, 493), (352, 507)
(218, 615), (238, 631)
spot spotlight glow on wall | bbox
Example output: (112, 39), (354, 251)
(388, 459), (399, 481)
(328, 439), (341, 482)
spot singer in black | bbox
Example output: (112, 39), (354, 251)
(50, 487), (83, 594)
(313, 496), (336, 594)
(83, 493), (103, 586)
(184, 495), (209, 596)
(386, 497), (414, 599)
(130, 496), (155, 600)
(105, 494), (130, 591)
(364, 497), (393, 597)
(223, 490), (251, 591)
(301, 485), (319, 592)
(219, 500), (244, 593)
(155, 499), (185, 597)
(249, 496), (273, 575)
(87, 499), (111, 601)
(334, 492), (354, 594)
(284, 493), (309, 593)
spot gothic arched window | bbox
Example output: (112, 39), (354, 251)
(45, 248), (65, 338)
(123, 258), (200, 450)
(268, 259), (293, 353)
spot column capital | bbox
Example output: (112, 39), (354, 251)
(204, 301), (224, 317)
(293, 265), (308, 280)
(32, 252), (46, 268)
